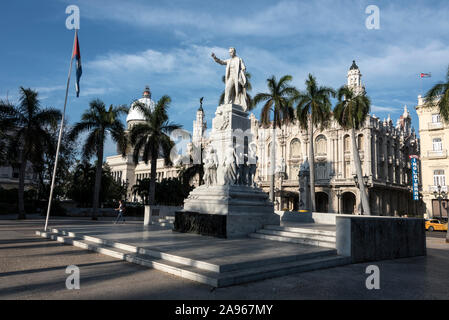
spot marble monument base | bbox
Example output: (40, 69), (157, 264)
(174, 185), (280, 238)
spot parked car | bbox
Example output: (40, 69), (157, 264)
(425, 219), (448, 232)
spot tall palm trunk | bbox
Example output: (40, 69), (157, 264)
(269, 121), (276, 202)
(351, 128), (370, 215)
(308, 117), (316, 212)
(149, 153), (157, 205)
(17, 150), (27, 219)
(92, 142), (104, 220)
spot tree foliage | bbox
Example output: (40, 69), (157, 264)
(129, 95), (181, 205)
(67, 161), (125, 207)
(69, 99), (128, 218)
(425, 65), (449, 122)
(0, 87), (61, 218)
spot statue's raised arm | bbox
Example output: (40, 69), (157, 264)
(211, 52), (227, 65)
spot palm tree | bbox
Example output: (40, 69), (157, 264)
(69, 99), (128, 220)
(70, 160), (96, 207)
(294, 74), (335, 212)
(129, 95), (181, 205)
(253, 75), (297, 202)
(219, 71), (254, 110)
(425, 65), (449, 122)
(0, 87), (61, 219)
(132, 178), (150, 204)
(334, 85), (371, 215)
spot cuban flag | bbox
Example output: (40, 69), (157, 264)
(420, 73), (431, 78)
(73, 31), (82, 97)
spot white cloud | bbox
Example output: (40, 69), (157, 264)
(52, 0), (449, 134)
(72, 0), (361, 38)
(84, 45), (229, 93)
(371, 105), (401, 114)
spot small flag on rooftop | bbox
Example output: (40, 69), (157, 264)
(73, 30), (82, 97)
(420, 73), (431, 78)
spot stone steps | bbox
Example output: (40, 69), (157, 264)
(36, 228), (349, 287)
(249, 224), (336, 249)
(265, 225), (336, 236)
(257, 228), (336, 242)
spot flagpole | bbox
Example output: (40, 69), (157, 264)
(44, 29), (77, 231)
(420, 75), (423, 95)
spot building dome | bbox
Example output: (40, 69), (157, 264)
(126, 86), (155, 124)
(349, 60), (359, 70)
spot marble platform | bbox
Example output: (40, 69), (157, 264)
(181, 184), (280, 238)
(36, 221), (350, 287)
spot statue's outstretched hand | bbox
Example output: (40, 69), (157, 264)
(211, 52), (216, 58)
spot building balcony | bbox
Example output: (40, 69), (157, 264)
(427, 149), (448, 159)
(315, 153), (327, 161)
(428, 185), (448, 193)
(428, 122), (444, 130)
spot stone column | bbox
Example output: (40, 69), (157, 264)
(383, 139), (388, 183)
(366, 129), (372, 177)
(373, 133), (378, 179)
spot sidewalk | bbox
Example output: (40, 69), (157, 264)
(1, 217), (449, 299)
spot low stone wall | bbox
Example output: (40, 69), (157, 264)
(275, 211), (337, 224)
(336, 215), (427, 263)
(150, 205), (183, 217)
(143, 205), (183, 225)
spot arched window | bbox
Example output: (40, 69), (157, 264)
(357, 134), (364, 151)
(344, 135), (351, 153)
(290, 139), (301, 158)
(316, 135), (327, 155)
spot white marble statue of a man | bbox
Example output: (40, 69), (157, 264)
(203, 147), (218, 186)
(223, 144), (237, 185)
(211, 47), (248, 111)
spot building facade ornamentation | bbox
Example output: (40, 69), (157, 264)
(107, 61), (422, 216)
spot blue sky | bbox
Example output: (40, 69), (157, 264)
(1, 0), (449, 158)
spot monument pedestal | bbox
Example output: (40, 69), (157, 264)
(176, 185), (279, 238)
(174, 103), (280, 238)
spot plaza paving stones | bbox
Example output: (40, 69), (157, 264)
(36, 221), (350, 287)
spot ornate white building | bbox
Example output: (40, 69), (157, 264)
(107, 62), (421, 216)
(106, 86), (179, 201)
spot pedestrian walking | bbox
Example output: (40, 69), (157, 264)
(114, 200), (126, 224)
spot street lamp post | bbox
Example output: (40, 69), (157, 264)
(336, 189), (342, 214)
(433, 185), (447, 219)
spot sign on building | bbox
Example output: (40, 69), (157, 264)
(410, 155), (419, 201)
